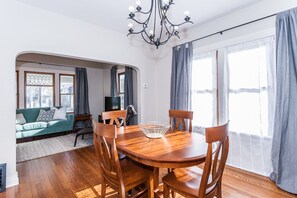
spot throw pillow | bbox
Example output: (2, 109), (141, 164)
(36, 109), (55, 122)
(16, 113), (26, 124)
(51, 106), (67, 120)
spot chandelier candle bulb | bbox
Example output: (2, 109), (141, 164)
(136, 0), (141, 6)
(184, 10), (190, 16)
(128, 23), (133, 28)
(163, 0), (169, 5)
(129, 6), (135, 12)
(149, 30), (154, 35)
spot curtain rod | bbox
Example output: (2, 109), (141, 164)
(175, 13), (277, 48)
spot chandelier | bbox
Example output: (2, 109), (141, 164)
(127, 0), (193, 49)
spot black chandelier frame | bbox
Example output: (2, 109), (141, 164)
(127, 0), (193, 48)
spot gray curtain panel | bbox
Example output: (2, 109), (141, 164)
(170, 42), (193, 111)
(124, 67), (133, 109)
(75, 67), (90, 115)
(110, 65), (118, 97)
(270, 8), (297, 194)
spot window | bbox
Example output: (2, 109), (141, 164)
(60, 74), (75, 112)
(191, 50), (217, 127)
(16, 71), (19, 108)
(25, 72), (55, 108)
(226, 37), (275, 136)
(118, 73), (125, 109)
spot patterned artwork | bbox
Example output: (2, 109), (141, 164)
(36, 109), (55, 122)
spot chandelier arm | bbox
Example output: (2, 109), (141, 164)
(127, 28), (146, 36)
(143, 28), (155, 43)
(164, 16), (193, 27)
(129, 18), (148, 25)
(157, 26), (171, 45)
(159, 29), (172, 45)
(141, 32), (154, 44)
(156, 0), (169, 43)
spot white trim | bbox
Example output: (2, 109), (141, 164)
(6, 172), (19, 188)
(226, 163), (270, 177)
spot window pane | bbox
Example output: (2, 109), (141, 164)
(192, 58), (213, 90)
(192, 51), (217, 127)
(228, 47), (267, 90)
(227, 38), (274, 136)
(120, 93), (124, 110)
(192, 93), (215, 127)
(119, 74), (125, 93)
(26, 86), (54, 108)
(60, 75), (74, 112)
(61, 95), (74, 112)
(60, 75), (74, 94)
(26, 73), (53, 86)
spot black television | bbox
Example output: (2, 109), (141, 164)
(105, 96), (121, 111)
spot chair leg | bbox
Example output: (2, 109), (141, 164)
(216, 180), (222, 198)
(163, 183), (170, 198)
(171, 189), (176, 198)
(147, 175), (154, 198)
(74, 134), (79, 147)
(101, 180), (106, 198)
(82, 134), (84, 139)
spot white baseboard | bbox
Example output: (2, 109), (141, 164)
(6, 172), (19, 188)
(226, 163), (270, 177)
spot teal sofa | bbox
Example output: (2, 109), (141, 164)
(16, 107), (74, 141)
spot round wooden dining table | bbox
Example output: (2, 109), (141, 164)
(116, 125), (208, 197)
(116, 125), (208, 168)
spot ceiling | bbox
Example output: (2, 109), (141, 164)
(17, 0), (261, 34)
(16, 0), (262, 67)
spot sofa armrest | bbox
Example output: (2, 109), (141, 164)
(67, 113), (74, 122)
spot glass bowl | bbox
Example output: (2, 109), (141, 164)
(139, 121), (170, 139)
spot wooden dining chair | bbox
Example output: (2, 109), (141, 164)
(162, 122), (229, 198)
(93, 121), (154, 198)
(102, 110), (127, 128)
(169, 110), (193, 132)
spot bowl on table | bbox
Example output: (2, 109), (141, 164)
(139, 121), (170, 139)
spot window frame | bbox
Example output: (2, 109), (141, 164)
(59, 74), (75, 113)
(24, 71), (56, 108)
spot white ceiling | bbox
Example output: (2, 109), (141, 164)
(17, 0), (262, 34)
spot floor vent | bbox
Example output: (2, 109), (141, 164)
(0, 163), (6, 192)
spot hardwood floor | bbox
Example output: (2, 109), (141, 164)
(0, 146), (296, 198)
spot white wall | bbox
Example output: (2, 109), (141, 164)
(0, 0), (157, 187)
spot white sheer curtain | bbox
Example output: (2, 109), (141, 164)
(191, 50), (217, 128)
(222, 37), (276, 175)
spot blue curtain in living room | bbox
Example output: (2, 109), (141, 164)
(110, 65), (118, 97)
(170, 42), (193, 111)
(75, 67), (90, 115)
(270, 8), (297, 194)
(124, 67), (135, 124)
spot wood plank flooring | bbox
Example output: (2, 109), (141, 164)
(0, 146), (296, 198)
